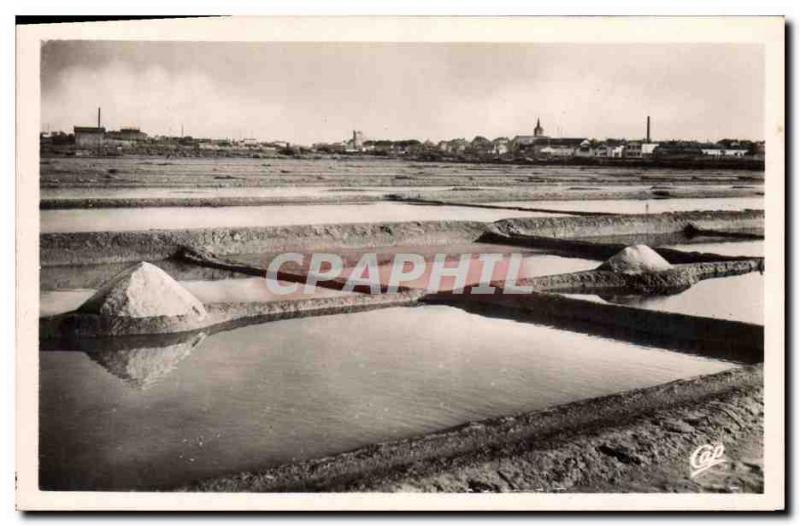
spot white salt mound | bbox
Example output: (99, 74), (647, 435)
(599, 245), (673, 274)
(78, 262), (207, 319)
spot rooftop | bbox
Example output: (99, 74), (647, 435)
(73, 126), (105, 134)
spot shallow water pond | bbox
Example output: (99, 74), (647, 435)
(563, 272), (763, 325)
(40, 185), (462, 200)
(375, 253), (597, 291)
(40, 305), (733, 490)
(663, 240), (763, 258)
(40, 202), (563, 233)
(490, 197), (764, 215)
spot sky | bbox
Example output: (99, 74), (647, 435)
(41, 41), (764, 144)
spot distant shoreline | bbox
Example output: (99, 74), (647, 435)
(40, 149), (765, 172)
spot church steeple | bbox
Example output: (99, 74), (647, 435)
(533, 117), (544, 137)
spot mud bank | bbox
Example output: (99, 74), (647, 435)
(174, 246), (761, 296)
(468, 155), (765, 171)
(174, 246), (421, 295)
(567, 229), (764, 250)
(40, 210), (763, 267)
(39, 156), (764, 190)
(395, 198), (610, 217)
(40, 220), (487, 266)
(391, 187), (763, 205)
(39, 194), (382, 209)
(481, 231), (765, 264)
(39, 290), (422, 338)
(488, 210), (764, 240)
(184, 365), (762, 493)
(40, 187), (763, 210)
(488, 260), (764, 294)
(429, 291), (762, 364)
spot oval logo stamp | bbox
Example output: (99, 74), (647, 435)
(690, 443), (727, 479)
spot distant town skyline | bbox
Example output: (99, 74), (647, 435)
(41, 41), (765, 144)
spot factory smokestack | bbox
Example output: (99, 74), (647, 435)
(646, 115), (651, 143)
(97, 107), (101, 129)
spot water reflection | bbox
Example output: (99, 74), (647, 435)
(41, 331), (208, 390)
(86, 333), (207, 390)
(597, 290), (694, 306)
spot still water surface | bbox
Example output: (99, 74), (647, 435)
(40, 203), (561, 233)
(491, 197), (764, 214)
(564, 272), (763, 325)
(663, 240), (763, 258)
(40, 305), (733, 490)
(41, 186), (463, 200)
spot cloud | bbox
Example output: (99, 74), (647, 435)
(40, 41), (765, 143)
(42, 59), (282, 139)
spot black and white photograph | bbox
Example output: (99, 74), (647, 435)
(14, 15), (785, 511)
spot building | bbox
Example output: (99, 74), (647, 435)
(443, 138), (468, 154)
(74, 107), (107, 148)
(345, 130), (366, 152)
(198, 141), (222, 151)
(641, 143), (660, 156)
(106, 127), (148, 146)
(492, 137), (510, 155)
(637, 115), (661, 156)
(312, 141), (347, 153)
(113, 128), (147, 141)
(752, 141), (765, 160)
(539, 138), (585, 157)
(574, 140), (596, 157)
(702, 146), (748, 157)
(721, 148), (748, 157)
(700, 143), (723, 156)
(511, 135), (539, 151)
(73, 126), (105, 148)
(469, 136), (493, 155)
(392, 139), (422, 155)
(533, 117), (545, 137)
(352, 130), (364, 150)
(511, 117), (554, 154)
(652, 141), (704, 159)
(707, 139), (751, 157)
(623, 141), (643, 158)
(594, 140), (625, 158)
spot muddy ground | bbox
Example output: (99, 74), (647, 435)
(40, 186), (762, 209)
(40, 156), (764, 189)
(40, 210), (764, 267)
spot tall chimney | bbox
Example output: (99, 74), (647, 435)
(646, 115), (651, 143)
(97, 107), (101, 129)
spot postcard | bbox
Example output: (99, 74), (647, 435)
(16, 16), (785, 511)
